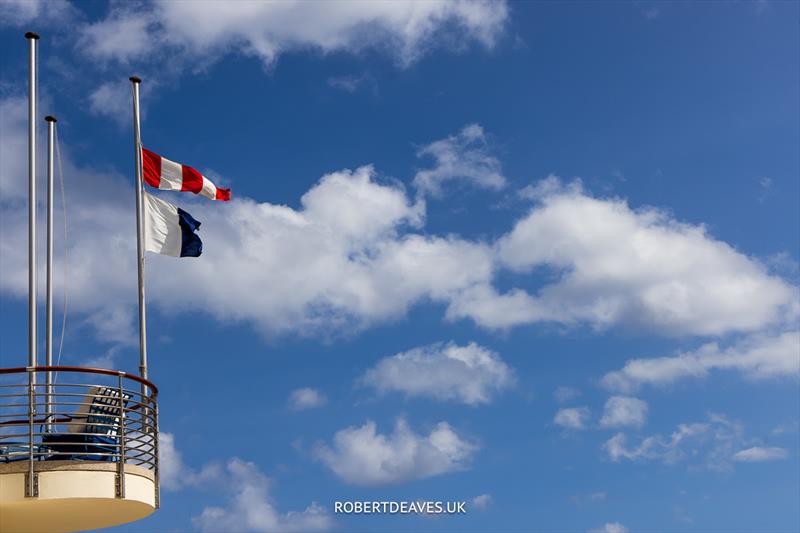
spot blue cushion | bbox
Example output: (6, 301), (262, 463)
(41, 433), (118, 462)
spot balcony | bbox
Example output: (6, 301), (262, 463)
(0, 366), (159, 533)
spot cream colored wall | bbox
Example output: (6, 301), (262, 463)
(0, 466), (156, 533)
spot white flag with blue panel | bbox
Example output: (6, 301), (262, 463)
(143, 191), (202, 257)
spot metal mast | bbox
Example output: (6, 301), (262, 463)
(25, 32), (39, 375)
(129, 77), (148, 388)
(45, 114), (56, 430)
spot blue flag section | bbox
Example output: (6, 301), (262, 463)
(177, 208), (202, 257)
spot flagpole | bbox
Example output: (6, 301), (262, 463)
(45, 115), (56, 431)
(26, 32), (38, 380)
(130, 77), (148, 391)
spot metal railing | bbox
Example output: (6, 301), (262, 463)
(0, 366), (159, 501)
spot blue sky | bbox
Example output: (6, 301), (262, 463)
(1, 1), (798, 532)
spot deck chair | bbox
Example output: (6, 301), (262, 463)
(42, 386), (130, 462)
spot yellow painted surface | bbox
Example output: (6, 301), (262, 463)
(0, 464), (156, 533)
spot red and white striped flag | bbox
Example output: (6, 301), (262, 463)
(142, 147), (231, 201)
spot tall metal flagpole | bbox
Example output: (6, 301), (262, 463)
(130, 77), (148, 390)
(45, 115), (56, 431)
(25, 32), (38, 379)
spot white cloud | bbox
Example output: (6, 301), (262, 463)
(602, 331), (800, 392)
(87, 80), (157, 126)
(0, 0), (77, 26)
(571, 491), (608, 505)
(159, 432), (190, 491)
(2, 105), (797, 349)
(758, 176), (773, 203)
(0, 96), (29, 201)
(327, 75), (363, 92)
(77, 1), (508, 68)
(77, 3), (155, 64)
(192, 458), (333, 533)
(288, 387), (326, 411)
(314, 418), (477, 486)
(160, 433), (332, 532)
(732, 446), (788, 462)
(327, 74), (376, 94)
(604, 413), (759, 471)
(471, 493), (492, 509)
(151, 167), (490, 337)
(413, 124), (506, 197)
(0, 96), (143, 355)
(589, 522), (628, 533)
(554, 386), (581, 403)
(461, 177), (797, 335)
(643, 6), (660, 20)
(360, 341), (514, 405)
(554, 407), (590, 430)
(517, 174), (582, 201)
(445, 284), (543, 329)
(599, 396), (648, 429)
(0, 115), (492, 342)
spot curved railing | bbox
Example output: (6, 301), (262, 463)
(0, 366), (159, 499)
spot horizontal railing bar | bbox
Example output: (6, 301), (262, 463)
(0, 384), (152, 397)
(0, 366), (158, 396)
(0, 417), (73, 426)
(0, 401), (155, 415)
(0, 391), (152, 402)
(0, 453), (158, 465)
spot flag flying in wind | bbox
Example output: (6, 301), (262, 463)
(144, 191), (203, 257)
(142, 147), (231, 201)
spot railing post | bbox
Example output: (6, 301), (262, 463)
(26, 367), (37, 497)
(116, 372), (126, 498)
(153, 401), (160, 508)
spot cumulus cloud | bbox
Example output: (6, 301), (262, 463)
(604, 413), (769, 471)
(445, 284), (543, 329)
(0, 0), (77, 26)
(471, 494), (492, 509)
(160, 433), (332, 532)
(571, 491), (608, 505)
(89, 82), (130, 121)
(589, 523), (628, 533)
(554, 407), (591, 430)
(0, 95), (142, 353)
(77, 1), (508, 68)
(193, 458), (333, 533)
(288, 387), (327, 411)
(554, 386), (581, 403)
(2, 105), (796, 348)
(159, 432), (190, 491)
(360, 341), (514, 405)
(602, 331), (800, 392)
(313, 418), (477, 486)
(459, 178), (797, 335)
(0, 109), (491, 342)
(732, 446), (788, 462)
(0, 96), (29, 201)
(87, 80), (158, 126)
(327, 73), (377, 95)
(517, 174), (582, 201)
(599, 396), (648, 429)
(77, 3), (155, 64)
(413, 124), (506, 197)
